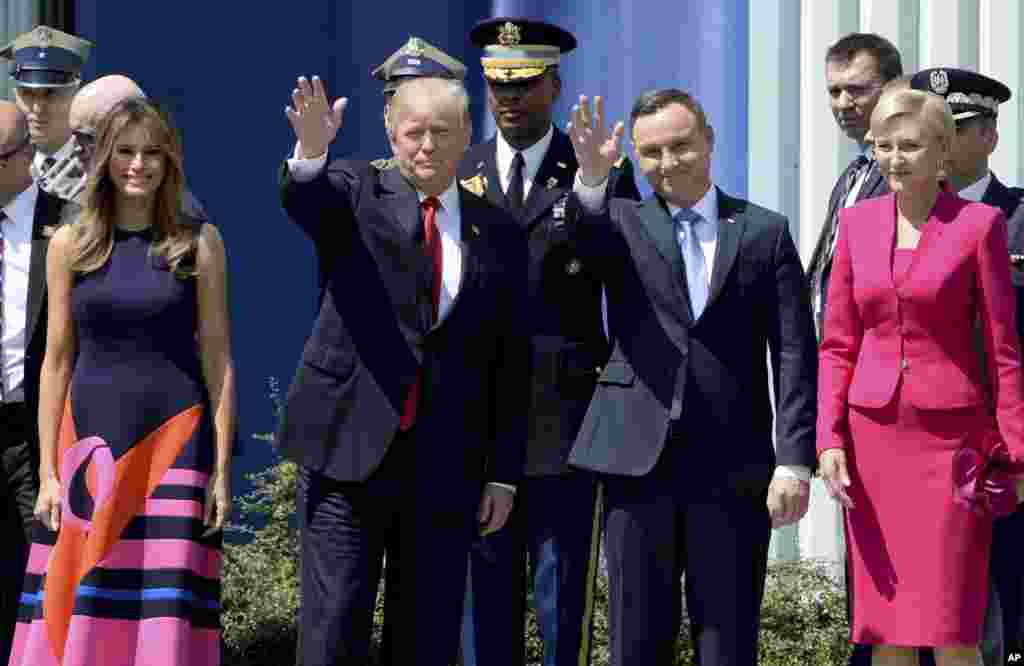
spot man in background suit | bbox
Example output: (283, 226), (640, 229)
(804, 33), (903, 666)
(565, 88), (818, 665)
(0, 102), (71, 663)
(0, 26), (92, 201)
(277, 75), (527, 666)
(457, 18), (639, 666)
(911, 67), (1024, 666)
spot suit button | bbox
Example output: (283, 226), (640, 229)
(901, 357), (909, 370)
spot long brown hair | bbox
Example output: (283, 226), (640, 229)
(70, 98), (197, 276)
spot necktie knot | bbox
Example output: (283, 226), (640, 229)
(422, 196), (441, 213)
(674, 208), (703, 234)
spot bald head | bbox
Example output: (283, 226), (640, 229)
(0, 101), (29, 148)
(0, 101), (35, 204)
(69, 75), (147, 136)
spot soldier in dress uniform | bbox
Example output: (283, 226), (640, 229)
(0, 26), (92, 201)
(458, 18), (640, 666)
(911, 67), (1024, 666)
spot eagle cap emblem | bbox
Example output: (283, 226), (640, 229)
(930, 69), (949, 95)
(498, 22), (522, 47)
(36, 27), (52, 45)
(406, 37), (425, 57)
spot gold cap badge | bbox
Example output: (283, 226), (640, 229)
(498, 22), (522, 47)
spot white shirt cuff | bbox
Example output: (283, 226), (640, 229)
(286, 143), (328, 182)
(488, 482), (517, 494)
(773, 465), (811, 483)
(573, 171), (608, 214)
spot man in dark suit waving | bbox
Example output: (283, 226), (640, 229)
(458, 18), (640, 666)
(565, 89), (818, 665)
(277, 74), (528, 666)
(0, 102), (71, 663)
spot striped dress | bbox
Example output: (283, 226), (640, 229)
(9, 226), (221, 666)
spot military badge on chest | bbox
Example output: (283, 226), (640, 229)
(460, 172), (488, 197)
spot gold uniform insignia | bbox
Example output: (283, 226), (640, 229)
(546, 177), (559, 190)
(565, 258), (582, 275)
(460, 173), (488, 197)
(498, 22), (522, 47)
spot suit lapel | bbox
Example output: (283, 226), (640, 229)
(468, 141), (509, 212)
(636, 198), (693, 323)
(856, 159), (886, 202)
(520, 129), (574, 227)
(893, 192), (956, 288)
(707, 190), (745, 307)
(26, 191), (65, 342)
(378, 167), (432, 330)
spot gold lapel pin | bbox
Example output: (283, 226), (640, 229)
(471, 224), (481, 236)
(556, 162), (568, 169)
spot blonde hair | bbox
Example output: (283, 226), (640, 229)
(70, 98), (196, 276)
(870, 88), (955, 148)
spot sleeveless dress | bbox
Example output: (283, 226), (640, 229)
(9, 226), (221, 666)
(845, 248), (992, 646)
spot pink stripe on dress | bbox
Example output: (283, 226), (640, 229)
(14, 616), (220, 666)
(160, 469), (209, 488)
(97, 539), (222, 580)
(143, 499), (203, 519)
(26, 543), (53, 575)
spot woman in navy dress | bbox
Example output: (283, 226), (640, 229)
(9, 98), (235, 666)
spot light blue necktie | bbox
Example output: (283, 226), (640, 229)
(675, 208), (709, 318)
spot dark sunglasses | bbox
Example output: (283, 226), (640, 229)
(72, 128), (97, 148)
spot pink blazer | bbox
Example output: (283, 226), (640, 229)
(817, 191), (1024, 457)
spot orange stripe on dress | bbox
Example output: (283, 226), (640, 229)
(43, 399), (202, 663)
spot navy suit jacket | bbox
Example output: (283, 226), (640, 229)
(275, 160), (529, 489)
(459, 127), (640, 476)
(23, 190), (71, 445)
(568, 190), (818, 495)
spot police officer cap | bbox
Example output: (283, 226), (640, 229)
(0, 25), (92, 89)
(371, 37), (466, 96)
(470, 17), (576, 84)
(910, 68), (1011, 121)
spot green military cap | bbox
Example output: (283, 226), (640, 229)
(371, 36), (466, 95)
(0, 25), (92, 89)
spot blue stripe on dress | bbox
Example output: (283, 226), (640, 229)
(20, 587), (219, 610)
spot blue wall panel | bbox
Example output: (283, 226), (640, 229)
(73, 1), (748, 484)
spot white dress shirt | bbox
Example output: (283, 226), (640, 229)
(577, 179), (810, 483)
(2, 183), (39, 403)
(287, 150), (514, 492)
(495, 125), (554, 199)
(957, 171), (993, 203)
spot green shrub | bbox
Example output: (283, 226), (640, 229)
(221, 453), (851, 665)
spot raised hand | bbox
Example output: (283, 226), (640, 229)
(567, 95), (625, 187)
(284, 75), (348, 159)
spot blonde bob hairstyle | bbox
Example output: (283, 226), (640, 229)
(70, 98), (197, 277)
(869, 88), (956, 152)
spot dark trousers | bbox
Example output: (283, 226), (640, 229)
(601, 442), (771, 666)
(298, 430), (477, 666)
(461, 472), (601, 666)
(0, 403), (37, 664)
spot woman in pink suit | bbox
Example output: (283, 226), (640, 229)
(818, 88), (1024, 666)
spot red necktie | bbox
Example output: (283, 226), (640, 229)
(399, 197), (443, 430)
